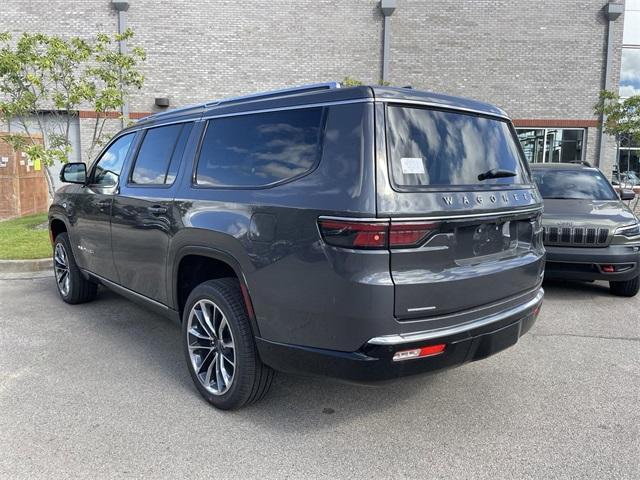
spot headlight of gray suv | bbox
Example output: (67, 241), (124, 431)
(615, 222), (640, 238)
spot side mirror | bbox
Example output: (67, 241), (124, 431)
(60, 162), (87, 184)
(620, 189), (636, 201)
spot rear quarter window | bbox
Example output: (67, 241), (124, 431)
(386, 105), (527, 188)
(195, 107), (325, 188)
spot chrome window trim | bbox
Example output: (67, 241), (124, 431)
(367, 289), (544, 345)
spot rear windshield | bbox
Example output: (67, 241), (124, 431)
(531, 169), (618, 200)
(386, 105), (527, 188)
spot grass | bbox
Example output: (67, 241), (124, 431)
(0, 213), (51, 260)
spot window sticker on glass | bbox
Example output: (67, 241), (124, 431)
(400, 157), (425, 175)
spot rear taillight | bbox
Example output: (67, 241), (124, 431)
(318, 220), (388, 249)
(318, 219), (439, 250)
(389, 222), (439, 248)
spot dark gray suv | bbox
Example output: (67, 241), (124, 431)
(49, 83), (545, 409)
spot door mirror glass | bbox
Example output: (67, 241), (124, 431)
(60, 162), (87, 184)
(620, 189), (636, 201)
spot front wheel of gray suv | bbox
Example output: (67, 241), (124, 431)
(182, 278), (274, 410)
(53, 232), (98, 304)
(609, 275), (640, 297)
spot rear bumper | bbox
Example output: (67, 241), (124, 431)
(544, 244), (640, 281)
(256, 288), (543, 382)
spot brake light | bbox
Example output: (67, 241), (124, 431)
(318, 219), (440, 250)
(318, 220), (388, 249)
(389, 222), (439, 248)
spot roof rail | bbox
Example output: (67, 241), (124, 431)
(138, 82), (341, 123)
(204, 82), (341, 107)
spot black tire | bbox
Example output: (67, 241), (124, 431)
(182, 278), (274, 410)
(609, 275), (640, 297)
(53, 232), (98, 304)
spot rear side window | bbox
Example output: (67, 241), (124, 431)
(195, 107), (325, 187)
(130, 123), (193, 185)
(386, 105), (527, 188)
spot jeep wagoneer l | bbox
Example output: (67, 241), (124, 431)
(50, 83), (545, 409)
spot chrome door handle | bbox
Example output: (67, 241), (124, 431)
(97, 200), (110, 209)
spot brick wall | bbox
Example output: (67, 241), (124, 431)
(0, 0), (626, 171)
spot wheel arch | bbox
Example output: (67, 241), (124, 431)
(48, 214), (70, 242)
(171, 245), (260, 336)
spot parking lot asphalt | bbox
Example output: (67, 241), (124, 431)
(0, 274), (638, 479)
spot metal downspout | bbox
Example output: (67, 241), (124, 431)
(598, 2), (623, 169)
(111, 1), (130, 128)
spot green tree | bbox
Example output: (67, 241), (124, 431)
(594, 90), (640, 184)
(0, 30), (145, 198)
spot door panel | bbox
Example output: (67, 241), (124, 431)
(111, 122), (197, 304)
(73, 133), (136, 280)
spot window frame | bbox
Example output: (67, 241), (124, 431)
(191, 106), (328, 190)
(88, 131), (137, 189)
(126, 122), (192, 189)
(384, 103), (532, 193)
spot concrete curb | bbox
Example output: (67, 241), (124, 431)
(0, 258), (51, 274)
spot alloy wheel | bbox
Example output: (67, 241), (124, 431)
(54, 242), (71, 297)
(187, 299), (236, 395)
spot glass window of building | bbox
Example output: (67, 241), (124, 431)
(621, 0), (640, 98)
(516, 128), (585, 164)
(617, 0), (640, 180)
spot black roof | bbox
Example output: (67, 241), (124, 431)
(132, 82), (509, 130)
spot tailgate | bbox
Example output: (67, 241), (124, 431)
(390, 210), (544, 320)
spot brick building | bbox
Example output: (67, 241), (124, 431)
(0, 0), (636, 186)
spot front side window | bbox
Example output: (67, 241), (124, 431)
(195, 107), (325, 187)
(386, 105), (526, 188)
(130, 123), (192, 185)
(532, 169), (618, 201)
(92, 133), (135, 187)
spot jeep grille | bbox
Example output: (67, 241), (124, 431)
(543, 226), (609, 246)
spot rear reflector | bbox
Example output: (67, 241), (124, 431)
(318, 219), (439, 250)
(601, 265), (615, 273)
(392, 344), (446, 362)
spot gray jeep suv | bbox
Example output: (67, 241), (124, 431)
(531, 163), (640, 296)
(49, 83), (545, 409)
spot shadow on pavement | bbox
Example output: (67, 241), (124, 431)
(83, 285), (445, 430)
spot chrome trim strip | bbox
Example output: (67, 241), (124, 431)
(407, 306), (436, 312)
(394, 206), (542, 221)
(374, 98), (510, 120)
(318, 215), (387, 223)
(82, 270), (170, 310)
(367, 288), (544, 345)
(319, 206), (542, 223)
(201, 98), (374, 121)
